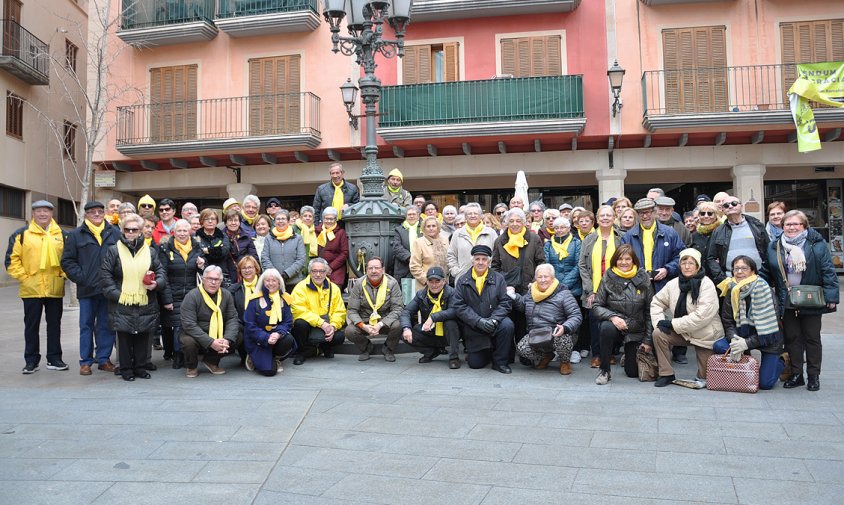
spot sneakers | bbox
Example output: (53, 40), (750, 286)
(655, 374), (676, 387)
(202, 360), (226, 375)
(570, 351), (582, 364)
(185, 368), (198, 378)
(448, 359), (460, 369)
(595, 370), (610, 385)
(46, 360), (69, 371)
(22, 363), (39, 374)
(275, 358), (284, 374)
(245, 355), (255, 372)
(580, 350), (589, 358)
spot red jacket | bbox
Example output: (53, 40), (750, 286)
(152, 220), (176, 245)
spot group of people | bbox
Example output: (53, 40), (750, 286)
(5, 166), (839, 391)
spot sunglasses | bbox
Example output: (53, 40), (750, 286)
(158, 207), (172, 212)
(699, 211), (715, 217)
(124, 227), (140, 233)
(139, 204), (154, 209)
(495, 211), (505, 215)
(722, 201), (741, 209)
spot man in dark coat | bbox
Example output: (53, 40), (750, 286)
(61, 201), (121, 375)
(313, 162), (360, 225)
(400, 266), (461, 369)
(452, 245), (515, 373)
(706, 195), (769, 284)
(179, 266), (241, 377)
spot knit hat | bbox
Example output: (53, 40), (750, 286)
(470, 245), (492, 257)
(388, 168), (403, 181)
(223, 198), (240, 211)
(679, 248), (701, 267)
(138, 194), (156, 210)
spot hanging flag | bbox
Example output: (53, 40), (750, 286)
(788, 62), (844, 153)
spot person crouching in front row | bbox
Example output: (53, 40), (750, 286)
(401, 266), (461, 369)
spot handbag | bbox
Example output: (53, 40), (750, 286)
(636, 349), (658, 382)
(527, 327), (555, 354)
(706, 351), (759, 393)
(776, 241), (825, 309)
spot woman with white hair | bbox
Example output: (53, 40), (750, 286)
(316, 207), (349, 288)
(544, 216), (581, 298)
(263, 209), (306, 286)
(537, 208), (560, 242)
(491, 207), (545, 296)
(243, 268), (296, 376)
(441, 205), (458, 237)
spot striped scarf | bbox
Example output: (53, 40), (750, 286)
(719, 275), (780, 344)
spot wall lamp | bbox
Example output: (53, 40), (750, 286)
(340, 78), (359, 130)
(608, 60), (625, 117)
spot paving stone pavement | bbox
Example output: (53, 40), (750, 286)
(1, 284), (843, 505)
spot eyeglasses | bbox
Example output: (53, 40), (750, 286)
(722, 201), (741, 209)
(311, 269), (327, 274)
(732, 266), (751, 272)
(205, 277), (222, 283)
(699, 211), (715, 217)
(124, 227), (140, 233)
(783, 222), (803, 227)
(139, 204), (154, 209)
(86, 209), (104, 215)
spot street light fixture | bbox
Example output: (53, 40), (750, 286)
(340, 78), (359, 129)
(607, 60), (625, 117)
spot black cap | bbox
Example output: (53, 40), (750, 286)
(84, 201), (105, 211)
(426, 266), (446, 280)
(470, 244), (492, 257)
(266, 197), (281, 208)
(696, 194), (711, 203)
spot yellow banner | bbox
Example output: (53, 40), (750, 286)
(788, 62), (844, 153)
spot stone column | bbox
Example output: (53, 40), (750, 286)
(595, 167), (627, 206)
(732, 164), (766, 222)
(226, 183), (256, 205)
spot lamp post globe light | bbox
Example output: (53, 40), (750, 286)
(323, 0), (413, 277)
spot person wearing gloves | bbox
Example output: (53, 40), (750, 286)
(714, 255), (784, 390)
(511, 263), (582, 375)
(383, 168), (412, 207)
(650, 248), (724, 388)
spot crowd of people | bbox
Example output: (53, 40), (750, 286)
(5, 163), (839, 391)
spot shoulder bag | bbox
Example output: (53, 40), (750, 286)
(775, 241), (825, 309)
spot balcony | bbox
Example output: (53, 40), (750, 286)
(0, 19), (49, 85)
(378, 75), (585, 141)
(642, 63), (844, 132)
(640, 0), (733, 5)
(410, 0), (580, 22)
(118, 0), (218, 47)
(116, 92), (321, 157)
(215, 0), (320, 37)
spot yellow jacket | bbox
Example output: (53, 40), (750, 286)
(8, 220), (66, 298)
(290, 275), (346, 329)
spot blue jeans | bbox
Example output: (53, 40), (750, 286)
(713, 337), (784, 390)
(79, 295), (115, 366)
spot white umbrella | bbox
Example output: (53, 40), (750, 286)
(515, 170), (529, 206)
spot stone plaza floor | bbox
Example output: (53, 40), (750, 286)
(0, 284), (843, 504)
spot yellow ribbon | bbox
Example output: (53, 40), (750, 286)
(199, 285), (223, 339)
(362, 280), (388, 325)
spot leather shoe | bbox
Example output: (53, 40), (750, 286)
(322, 347), (334, 359)
(783, 375), (805, 388)
(144, 362), (157, 371)
(672, 354), (689, 364)
(293, 355), (306, 365)
(590, 357), (601, 368)
(492, 364), (512, 374)
(448, 359), (460, 369)
(98, 361), (116, 373)
(807, 375), (820, 391)
(655, 374), (676, 387)
(136, 371), (151, 379)
(536, 355), (552, 370)
(559, 362), (572, 375)
(79, 364), (92, 376)
(418, 355), (434, 364)
(383, 349), (396, 362)
(122, 375), (135, 381)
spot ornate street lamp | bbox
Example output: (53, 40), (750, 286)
(323, 0), (413, 277)
(607, 60), (625, 117)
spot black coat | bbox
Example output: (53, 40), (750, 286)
(400, 285), (457, 329)
(227, 281), (248, 323)
(491, 229), (546, 295)
(158, 237), (204, 327)
(61, 222), (121, 298)
(391, 224), (422, 279)
(706, 215), (769, 283)
(767, 229), (840, 316)
(313, 180), (360, 225)
(452, 268), (511, 352)
(101, 237), (166, 334)
(196, 228), (232, 277)
(224, 229), (258, 283)
(592, 268), (654, 345)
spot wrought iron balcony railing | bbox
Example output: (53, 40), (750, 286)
(0, 19), (49, 84)
(120, 0), (216, 30)
(216, 0), (317, 19)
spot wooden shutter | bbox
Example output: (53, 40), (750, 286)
(443, 42), (459, 82)
(781, 19), (844, 106)
(149, 64), (197, 142)
(248, 55), (301, 135)
(500, 35), (562, 77)
(402, 44), (431, 84)
(662, 26), (727, 114)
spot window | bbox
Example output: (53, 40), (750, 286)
(500, 35), (561, 78)
(63, 121), (77, 161)
(662, 26), (727, 114)
(149, 64), (198, 142)
(0, 184), (25, 219)
(781, 19), (844, 104)
(248, 55), (301, 135)
(6, 91), (23, 138)
(403, 43), (459, 84)
(57, 198), (77, 227)
(65, 39), (78, 73)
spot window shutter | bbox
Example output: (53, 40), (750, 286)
(402, 45), (432, 84)
(185, 64), (197, 140)
(443, 42), (459, 82)
(662, 29), (680, 113)
(501, 35), (562, 78)
(248, 56), (300, 135)
(780, 19), (844, 105)
(501, 38), (516, 76)
(149, 67), (162, 140)
(662, 26), (726, 114)
(545, 35), (562, 76)
(832, 20), (844, 60)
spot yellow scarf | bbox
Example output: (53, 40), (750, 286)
(550, 234), (573, 260)
(530, 221), (542, 232)
(545, 227), (554, 237)
(85, 219), (104, 246)
(591, 233), (616, 293)
(241, 211), (255, 226)
(332, 181), (345, 219)
(578, 228), (594, 241)
(272, 225), (293, 241)
(243, 277), (257, 301)
(173, 238), (192, 261)
(717, 274), (759, 322)
(427, 289), (444, 336)
(116, 241), (151, 306)
(36, 222), (60, 271)
(503, 228), (528, 258)
(641, 222), (656, 272)
(268, 291), (283, 325)
(472, 268), (488, 295)
(363, 280), (388, 325)
(316, 224), (336, 248)
(612, 265), (638, 279)
(297, 221), (317, 257)
(199, 285), (223, 339)
(531, 278), (559, 303)
(403, 220), (419, 250)
(108, 213), (120, 225)
(465, 223), (483, 245)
